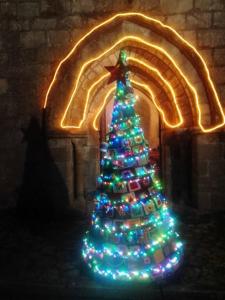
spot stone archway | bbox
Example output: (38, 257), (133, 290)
(43, 13), (225, 213)
(44, 13), (225, 133)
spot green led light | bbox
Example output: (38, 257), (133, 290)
(82, 49), (183, 281)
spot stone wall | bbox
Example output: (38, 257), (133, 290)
(47, 134), (98, 213)
(192, 132), (225, 211)
(0, 0), (225, 212)
(162, 130), (225, 212)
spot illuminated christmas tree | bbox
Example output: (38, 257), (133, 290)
(82, 50), (183, 281)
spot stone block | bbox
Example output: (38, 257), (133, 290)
(87, 70), (96, 81)
(0, 53), (8, 65)
(71, 0), (161, 13)
(20, 31), (46, 49)
(198, 160), (209, 176)
(129, 0), (160, 11)
(0, 19), (8, 32)
(198, 177), (212, 187)
(40, 0), (70, 16)
(70, 28), (83, 42)
(218, 84), (225, 102)
(50, 147), (72, 163)
(32, 18), (57, 30)
(9, 20), (30, 31)
(214, 49), (225, 66)
(40, 0), (55, 16)
(58, 16), (83, 29)
(211, 193), (225, 210)
(53, 161), (71, 178)
(209, 160), (225, 177)
(71, 0), (95, 13)
(1, 2), (16, 17)
(197, 191), (211, 211)
(197, 144), (221, 159)
(210, 66), (225, 84)
(35, 63), (51, 78)
(196, 133), (220, 144)
(48, 138), (63, 149)
(197, 30), (225, 47)
(36, 46), (59, 64)
(18, 2), (39, 18)
(160, 0), (193, 13)
(180, 30), (197, 46)
(198, 49), (213, 66)
(0, 79), (8, 95)
(47, 30), (70, 46)
(195, 0), (224, 11)
(213, 12), (225, 28)
(186, 12), (212, 29)
(166, 14), (186, 30)
(60, 0), (71, 14)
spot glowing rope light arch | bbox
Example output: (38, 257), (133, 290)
(62, 73), (109, 129)
(128, 57), (183, 126)
(59, 36), (206, 131)
(44, 12), (225, 133)
(93, 79), (175, 131)
(69, 55), (184, 130)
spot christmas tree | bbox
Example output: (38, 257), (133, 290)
(82, 50), (183, 281)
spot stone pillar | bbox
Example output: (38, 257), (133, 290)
(72, 134), (99, 214)
(46, 133), (99, 215)
(83, 133), (100, 214)
(192, 132), (225, 211)
(162, 130), (225, 212)
(47, 136), (74, 214)
(162, 129), (193, 208)
(162, 140), (172, 201)
(71, 136), (88, 212)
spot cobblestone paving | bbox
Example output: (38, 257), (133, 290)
(0, 209), (225, 297)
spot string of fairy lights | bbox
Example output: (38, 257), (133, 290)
(82, 50), (183, 281)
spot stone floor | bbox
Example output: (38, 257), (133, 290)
(0, 208), (225, 300)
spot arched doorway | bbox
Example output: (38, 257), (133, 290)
(100, 89), (160, 149)
(43, 13), (225, 213)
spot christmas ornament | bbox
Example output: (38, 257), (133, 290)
(82, 50), (183, 281)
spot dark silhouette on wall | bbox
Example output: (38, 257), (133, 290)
(17, 116), (69, 220)
(167, 131), (192, 207)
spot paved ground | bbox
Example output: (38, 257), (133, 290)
(0, 208), (225, 299)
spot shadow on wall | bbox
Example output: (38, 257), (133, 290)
(166, 131), (193, 207)
(17, 116), (69, 220)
